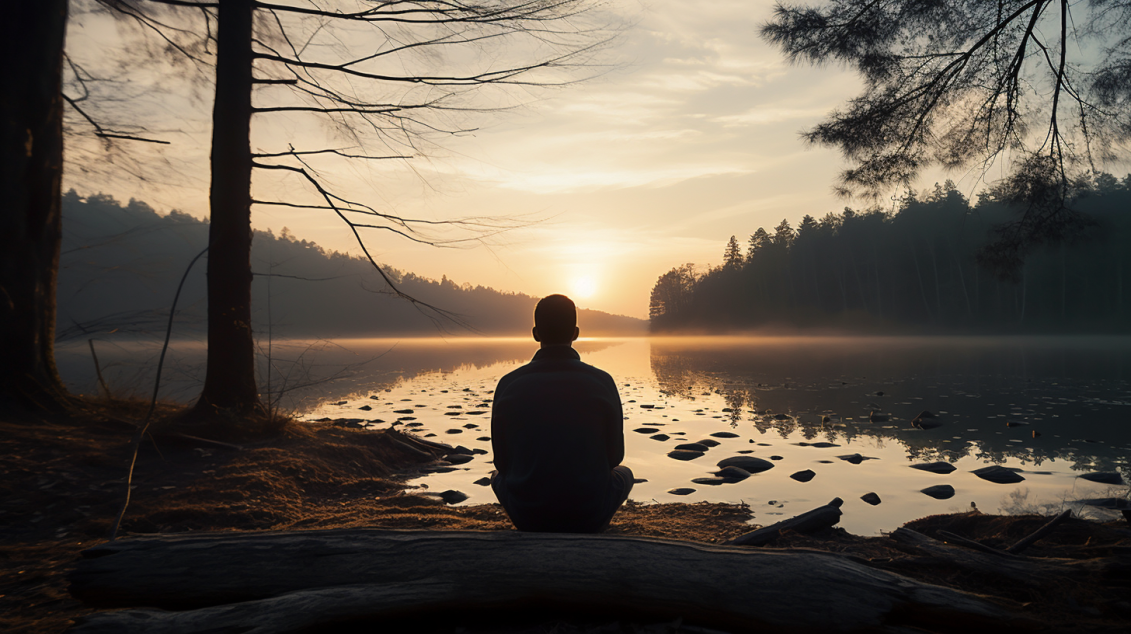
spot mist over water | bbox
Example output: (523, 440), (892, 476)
(57, 335), (1131, 535)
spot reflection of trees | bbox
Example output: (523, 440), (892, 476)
(647, 339), (1131, 472)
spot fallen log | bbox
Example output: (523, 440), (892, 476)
(70, 529), (1025, 634)
(888, 527), (1130, 587)
(727, 497), (843, 546)
(1006, 510), (1072, 554)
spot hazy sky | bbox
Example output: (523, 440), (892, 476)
(63, 0), (1052, 319)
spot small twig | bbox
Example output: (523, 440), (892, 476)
(109, 246), (208, 541)
(936, 530), (1016, 558)
(168, 432), (243, 451)
(88, 339), (113, 400)
(1007, 510), (1073, 554)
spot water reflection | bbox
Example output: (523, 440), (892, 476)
(648, 336), (1131, 474)
(58, 335), (1131, 534)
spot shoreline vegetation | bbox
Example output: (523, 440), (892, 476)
(3, 402), (1130, 633)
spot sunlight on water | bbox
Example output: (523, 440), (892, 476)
(57, 335), (1131, 535)
(294, 336), (1131, 535)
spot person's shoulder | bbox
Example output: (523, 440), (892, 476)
(574, 359), (617, 386)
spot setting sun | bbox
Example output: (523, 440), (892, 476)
(570, 276), (598, 299)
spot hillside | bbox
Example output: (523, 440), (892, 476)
(57, 192), (646, 341)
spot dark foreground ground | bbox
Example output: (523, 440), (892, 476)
(2, 404), (1130, 633)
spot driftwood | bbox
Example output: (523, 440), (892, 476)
(888, 527), (1130, 587)
(935, 530), (1016, 558)
(1007, 510), (1072, 554)
(727, 498), (843, 546)
(70, 529), (1028, 634)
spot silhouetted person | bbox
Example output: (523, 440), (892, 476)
(490, 294), (633, 532)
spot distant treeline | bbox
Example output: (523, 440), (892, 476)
(58, 191), (645, 340)
(649, 175), (1131, 333)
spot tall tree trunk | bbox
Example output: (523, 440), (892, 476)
(0, 0), (71, 412)
(194, 0), (263, 416)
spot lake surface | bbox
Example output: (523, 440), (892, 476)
(58, 336), (1131, 535)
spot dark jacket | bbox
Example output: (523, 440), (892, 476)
(490, 345), (625, 531)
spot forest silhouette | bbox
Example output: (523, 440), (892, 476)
(57, 191), (645, 341)
(650, 175), (1131, 333)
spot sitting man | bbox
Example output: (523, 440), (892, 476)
(490, 294), (633, 532)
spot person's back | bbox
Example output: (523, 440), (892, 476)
(490, 295), (633, 532)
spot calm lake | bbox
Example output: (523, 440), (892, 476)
(58, 336), (1131, 535)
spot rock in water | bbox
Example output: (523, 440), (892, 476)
(861, 492), (881, 505)
(633, 427), (659, 434)
(696, 438), (721, 447)
(668, 488), (695, 495)
(674, 442), (710, 452)
(790, 469), (816, 482)
(838, 453), (866, 465)
(668, 450), (705, 461)
(443, 453), (474, 465)
(650, 434), (670, 442)
(439, 490), (468, 504)
(915, 410), (938, 419)
(716, 456), (775, 474)
(972, 465), (1025, 484)
(910, 462), (957, 474)
(921, 484), (956, 499)
(472, 477), (491, 486)
(632, 478), (648, 484)
(358, 405), (372, 411)
(714, 466), (751, 482)
(691, 477), (726, 486)
(710, 431), (739, 438)
(1079, 472), (1124, 485)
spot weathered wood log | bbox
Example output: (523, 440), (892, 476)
(70, 529), (1025, 634)
(727, 498), (843, 546)
(1006, 510), (1072, 554)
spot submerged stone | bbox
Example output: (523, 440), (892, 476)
(972, 465), (1025, 484)
(1079, 472), (1124, 485)
(439, 490), (468, 504)
(696, 438), (721, 447)
(674, 442), (710, 452)
(921, 484), (955, 499)
(714, 466), (751, 482)
(633, 427), (659, 434)
(651, 433), (670, 441)
(668, 449), (705, 461)
(691, 477), (726, 486)
(473, 477), (491, 486)
(790, 469), (816, 482)
(710, 431), (739, 438)
(668, 488), (695, 496)
(910, 462), (956, 474)
(716, 456), (774, 474)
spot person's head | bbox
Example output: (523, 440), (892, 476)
(533, 294), (579, 346)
